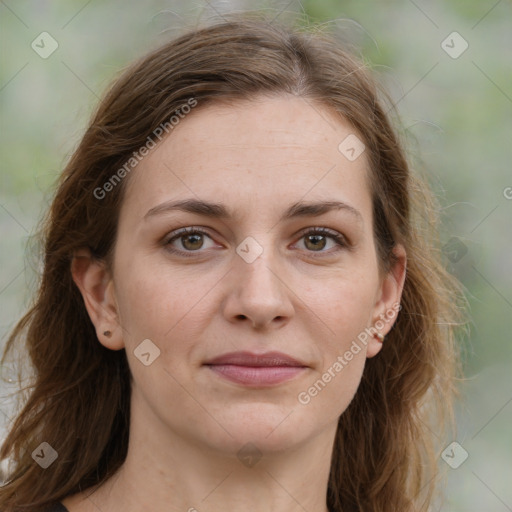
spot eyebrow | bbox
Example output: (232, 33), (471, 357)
(144, 198), (363, 224)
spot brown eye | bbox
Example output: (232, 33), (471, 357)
(180, 233), (204, 250)
(297, 228), (347, 256)
(164, 227), (216, 257)
(304, 233), (328, 251)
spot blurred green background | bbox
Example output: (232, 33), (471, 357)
(0, 1), (511, 509)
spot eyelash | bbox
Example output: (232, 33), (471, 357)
(163, 226), (348, 259)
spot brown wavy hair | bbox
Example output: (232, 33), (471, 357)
(0, 12), (466, 512)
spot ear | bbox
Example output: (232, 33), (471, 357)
(70, 248), (124, 350)
(366, 244), (407, 358)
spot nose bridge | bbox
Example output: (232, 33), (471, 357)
(235, 236), (285, 300)
(223, 232), (294, 328)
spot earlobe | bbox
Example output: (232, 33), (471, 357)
(367, 244), (407, 359)
(366, 334), (385, 358)
(70, 248), (124, 350)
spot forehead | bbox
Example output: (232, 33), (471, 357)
(120, 94), (371, 224)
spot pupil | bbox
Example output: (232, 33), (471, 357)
(307, 235), (325, 250)
(184, 234), (202, 249)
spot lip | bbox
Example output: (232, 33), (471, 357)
(204, 351), (308, 387)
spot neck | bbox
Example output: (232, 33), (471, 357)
(75, 392), (336, 512)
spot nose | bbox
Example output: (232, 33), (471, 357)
(222, 250), (295, 330)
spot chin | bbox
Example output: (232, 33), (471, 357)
(207, 405), (313, 454)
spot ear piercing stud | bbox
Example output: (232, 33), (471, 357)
(103, 330), (112, 338)
(375, 332), (385, 343)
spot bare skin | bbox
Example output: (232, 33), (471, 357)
(67, 94), (406, 512)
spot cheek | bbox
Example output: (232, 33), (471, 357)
(294, 274), (379, 420)
(115, 260), (199, 338)
(113, 265), (201, 411)
(113, 258), (220, 381)
(116, 275), (171, 340)
(297, 350), (366, 427)
(298, 311), (371, 426)
(313, 271), (378, 345)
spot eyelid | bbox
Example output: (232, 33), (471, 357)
(163, 225), (349, 257)
(293, 226), (349, 256)
(296, 226), (349, 245)
(164, 226), (211, 242)
(163, 226), (217, 252)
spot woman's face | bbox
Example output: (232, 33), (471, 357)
(89, 94), (405, 457)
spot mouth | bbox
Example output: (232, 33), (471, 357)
(203, 351), (308, 387)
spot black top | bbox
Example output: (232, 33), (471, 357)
(47, 503), (69, 512)
(47, 500), (334, 511)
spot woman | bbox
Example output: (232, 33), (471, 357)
(0, 13), (465, 512)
